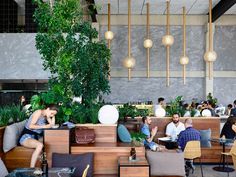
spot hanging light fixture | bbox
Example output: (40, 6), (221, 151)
(204, 0), (217, 79)
(104, 1), (114, 80)
(143, 2), (153, 78)
(123, 0), (136, 81)
(162, 0), (174, 87)
(179, 7), (189, 85)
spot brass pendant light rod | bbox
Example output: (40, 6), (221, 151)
(128, 0), (131, 58)
(183, 7), (186, 84)
(209, 0), (212, 79)
(146, 2), (150, 78)
(166, 0), (170, 86)
(128, 0), (131, 80)
(108, 3), (111, 49)
(108, 2), (111, 80)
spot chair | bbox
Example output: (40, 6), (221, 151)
(82, 164), (90, 177)
(221, 140), (236, 177)
(184, 141), (203, 177)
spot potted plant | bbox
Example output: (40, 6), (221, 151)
(166, 96), (185, 117)
(33, 0), (110, 124)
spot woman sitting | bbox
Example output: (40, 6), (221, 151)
(220, 116), (236, 139)
(18, 104), (58, 167)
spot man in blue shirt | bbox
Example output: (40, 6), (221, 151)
(177, 118), (200, 175)
(140, 116), (158, 151)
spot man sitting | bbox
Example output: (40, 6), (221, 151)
(177, 118), (201, 175)
(140, 116), (158, 151)
(166, 113), (185, 141)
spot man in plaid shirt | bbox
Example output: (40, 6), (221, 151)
(177, 118), (200, 175)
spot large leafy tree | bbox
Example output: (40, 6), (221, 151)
(33, 0), (110, 123)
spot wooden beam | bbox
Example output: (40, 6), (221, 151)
(211, 0), (236, 22)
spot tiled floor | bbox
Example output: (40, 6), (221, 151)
(191, 165), (236, 177)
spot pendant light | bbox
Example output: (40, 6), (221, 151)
(162, 0), (174, 87)
(204, 0), (217, 79)
(179, 7), (189, 85)
(123, 0), (136, 81)
(143, 2), (153, 78)
(105, 1), (114, 80)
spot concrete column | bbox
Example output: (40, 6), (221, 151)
(204, 23), (215, 99)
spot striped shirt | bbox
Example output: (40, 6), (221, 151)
(177, 127), (200, 151)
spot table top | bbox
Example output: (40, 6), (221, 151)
(210, 138), (234, 144)
(6, 167), (75, 177)
(118, 156), (149, 166)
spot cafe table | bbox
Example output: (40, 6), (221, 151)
(211, 138), (235, 172)
(158, 137), (178, 149)
(6, 167), (75, 177)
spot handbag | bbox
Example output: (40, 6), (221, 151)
(75, 127), (95, 144)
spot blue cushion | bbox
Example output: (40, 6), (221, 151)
(199, 129), (211, 147)
(118, 124), (132, 143)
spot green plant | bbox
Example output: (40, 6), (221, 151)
(118, 103), (138, 119)
(207, 93), (218, 106)
(0, 105), (27, 126)
(130, 132), (146, 146)
(33, 0), (110, 123)
(166, 96), (185, 117)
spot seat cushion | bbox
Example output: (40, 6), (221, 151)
(199, 129), (211, 147)
(52, 153), (94, 177)
(146, 150), (185, 176)
(117, 124), (132, 143)
(0, 158), (8, 177)
(3, 120), (27, 152)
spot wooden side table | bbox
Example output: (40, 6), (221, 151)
(118, 156), (150, 177)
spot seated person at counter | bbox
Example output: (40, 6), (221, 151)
(140, 116), (158, 151)
(166, 113), (185, 140)
(220, 116), (236, 139)
(230, 100), (236, 117)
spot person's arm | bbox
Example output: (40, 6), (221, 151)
(165, 124), (171, 137)
(46, 116), (55, 126)
(29, 110), (52, 129)
(146, 126), (158, 143)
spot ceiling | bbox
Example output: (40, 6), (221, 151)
(94, 0), (236, 15)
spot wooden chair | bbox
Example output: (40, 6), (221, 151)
(82, 164), (90, 177)
(221, 140), (236, 177)
(184, 141), (203, 177)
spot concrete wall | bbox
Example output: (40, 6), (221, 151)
(0, 16), (235, 105)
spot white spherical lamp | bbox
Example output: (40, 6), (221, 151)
(123, 56), (136, 69)
(162, 35), (174, 46)
(105, 31), (114, 40)
(180, 56), (189, 65)
(143, 39), (153, 48)
(98, 105), (119, 124)
(204, 51), (217, 62)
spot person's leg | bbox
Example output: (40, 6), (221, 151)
(22, 138), (43, 167)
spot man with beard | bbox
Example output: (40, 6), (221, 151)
(141, 116), (158, 151)
(165, 113), (185, 140)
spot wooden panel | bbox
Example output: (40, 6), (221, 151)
(76, 124), (117, 143)
(0, 127), (5, 158)
(44, 129), (70, 167)
(136, 117), (220, 139)
(4, 146), (40, 171)
(120, 167), (149, 177)
(201, 142), (232, 163)
(71, 143), (146, 175)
